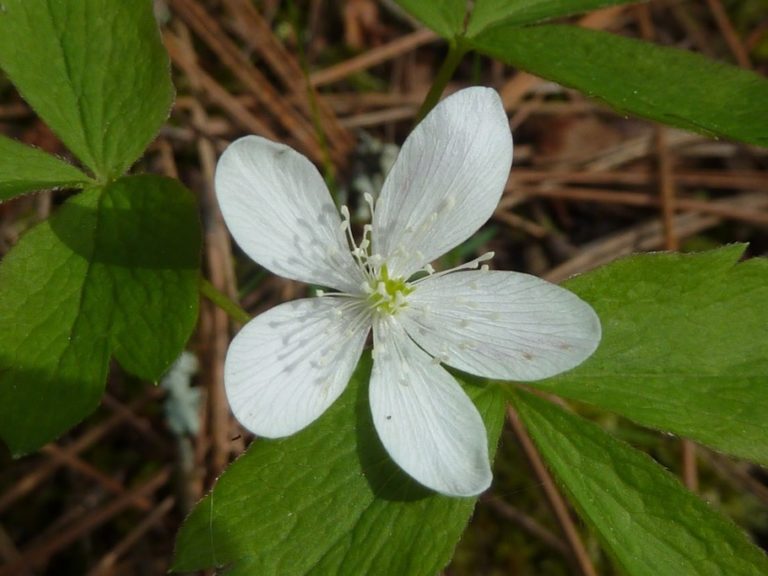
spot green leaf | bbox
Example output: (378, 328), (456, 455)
(466, 0), (644, 37)
(0, 135), (92, 201)
(394, 0), (467, 38)
(469, 25), (768, 146)
(173, 357), (505, 576)
(535, 246), (768, 465)
(509, 389), (768, 576)
(0, 0), (173, 179)
(0, 175), (200, 455)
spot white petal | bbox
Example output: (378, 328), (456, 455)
(216, 136), (363, 292)
(400, 270), (601, 381)
(225, 297), (370, 437)
(370, 315), (491, 497)
(372, 87), (513, 279)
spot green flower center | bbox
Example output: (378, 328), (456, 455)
(367, 265), (412, 315)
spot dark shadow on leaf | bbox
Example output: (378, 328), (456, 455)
(0, 356), (106, 458)
(48, 175), (200, 270)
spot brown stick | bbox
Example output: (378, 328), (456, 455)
(507, 186), (768, 226)
(0, 391), (160, 514)
(310, 28), (438, 87)
(483, 495), (570, 557)
(705, 0), (753, 68)
(0, 468), (171, 575)
(86, 496), (176, 576)
(655, 129), (679, 251)
(510, 169), (768, 191)
(221, 0), (354, 156)
(507, 406), (598, 576)
(164, 31), (277, 139)
(41, 445), (153, 511)
(543, 191), (768, 283)
(166, 0), (327, 164)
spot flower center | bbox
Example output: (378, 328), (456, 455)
(366, 264), (412, 315)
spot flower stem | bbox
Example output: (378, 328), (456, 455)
(200, 278), (251, 324)
(415, 39), (468, 123)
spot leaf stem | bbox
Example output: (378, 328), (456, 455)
(415, 39), (468, 123)
(200, 278), (251, 324)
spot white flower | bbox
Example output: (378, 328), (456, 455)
(216, 87), (601, 497)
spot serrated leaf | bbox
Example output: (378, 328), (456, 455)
(0, 175), (200, 455)
(394, 0), (467, 38)
(509, 389), (768, 575)
(535, 246), (768, 465)
(469, 25), (768, 146)
(173, 355), (505, 576)
(466, 0), (645, 37)
(0, 134), (92, 201)
(0, 0), (173, 179)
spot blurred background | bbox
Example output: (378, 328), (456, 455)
(1, 0), (767, 574)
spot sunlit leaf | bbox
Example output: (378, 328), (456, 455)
(0, 134), (91, 201)
(470, 25), (768, 146)
(0, 0), (173, 179)
(536, 246), (768, 465)
(0, 176), (200, 455)
(173, 356), (505, 576)
(466, 0), (645, 37)
(393, 0), (467, 38)
(510, 389), (768, 575)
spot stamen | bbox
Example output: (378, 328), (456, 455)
(412, 251), (496, 284)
